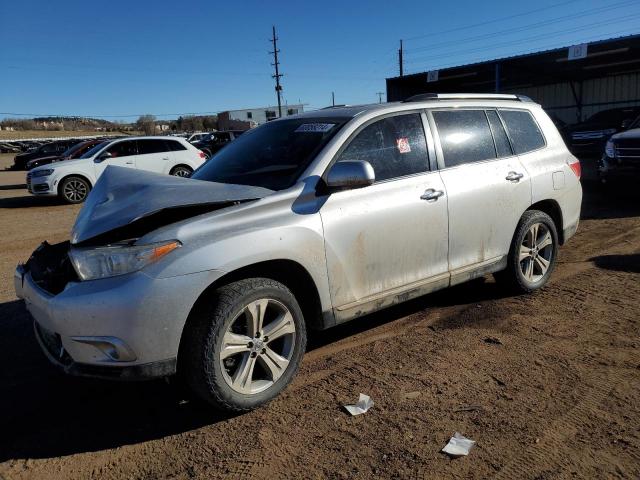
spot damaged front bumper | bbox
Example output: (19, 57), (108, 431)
(15, 242), (224, 380)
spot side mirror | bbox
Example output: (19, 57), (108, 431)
(621, 118), (633, 129)
(97, 151), (112, 161)
(326, 160), (375, 190)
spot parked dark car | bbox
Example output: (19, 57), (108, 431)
(598, 114), (640, 182)
(12, 139), (83, 170)
(191, 130), (245, 158)
(25, 139), (108, 170)
(566, 106), (640, 157)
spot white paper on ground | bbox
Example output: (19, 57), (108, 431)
(344, 393), (374, 416)
(441, 432), (476, 457)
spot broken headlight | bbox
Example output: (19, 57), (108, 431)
(69, 240), (181, 281)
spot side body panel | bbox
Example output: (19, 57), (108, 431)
(525, 107), (583, 241)
(320, 171), (449, 321)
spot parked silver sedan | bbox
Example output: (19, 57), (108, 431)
(15, 93), (582, 411)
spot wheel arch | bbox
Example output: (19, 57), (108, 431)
(177, 259), (324, 362)
(170, 164), (193, 174)
(57, 173), (93, 196)
(527, 199), (564, 244)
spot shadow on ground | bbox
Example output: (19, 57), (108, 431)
(0, 184), (26, 191)
(0, 196), (61, 208)
(581, 177), (640, 220)
(591, 253), (640, 273)
(0, 277), (514, 461)
(0, 299), (231, 461)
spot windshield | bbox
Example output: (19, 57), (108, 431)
(191, 118), (346, 190)
(62, 141), (89, 158)
(80, 140), (111, 159)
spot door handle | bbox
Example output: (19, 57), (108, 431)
(420, 189), (444, 201)
(125, 161), (133, 165)
(505, 171), (524, 182)
(162, 157), (170, 160)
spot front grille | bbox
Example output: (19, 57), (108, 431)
(614, 144), (640, 162)
(572, 131), (605, 140)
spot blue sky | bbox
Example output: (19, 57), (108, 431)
(1, 0), (639, 120)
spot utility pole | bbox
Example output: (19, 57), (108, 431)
(269, 26), (283, 118)
(332, 91), (335, 106)
(398, 39), (404, 77)
(376, 92), (384, 103)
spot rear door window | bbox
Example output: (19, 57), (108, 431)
(337, 113), (429, 182)
(432, 110), (496, 167)
(165, 140), (187, 151)
(499, 109), (545, 154)
(486, 110), (513, 158)
(137, 139), (169, 155)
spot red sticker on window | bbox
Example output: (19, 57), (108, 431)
(396, 137), (411, 154)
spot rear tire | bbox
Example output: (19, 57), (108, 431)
(495, 210), (558, 294)
(59, 176), (91, 204)
(180, 278), (307, 412)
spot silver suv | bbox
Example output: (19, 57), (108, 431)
(15, 93), (582, 412)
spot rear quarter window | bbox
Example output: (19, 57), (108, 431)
(165, 140), (187, 151)
(499, 109), (546, 154)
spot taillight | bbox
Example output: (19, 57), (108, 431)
(198, 151), (206, 159)
(568, 158), (581, 180)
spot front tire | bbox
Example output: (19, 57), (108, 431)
(180, 278), (307, 412)
(495, 210), (558, 293)
(170, 165), (193, 177)
(59, 176), (91, 204)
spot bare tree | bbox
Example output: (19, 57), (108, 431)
(136, 115), (157, 135)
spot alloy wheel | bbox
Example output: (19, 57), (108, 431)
(220, 298), (296, 395)
(519, 222), (554, 283)
(172, 167), (191, 177)
(63, 179), (87, 202)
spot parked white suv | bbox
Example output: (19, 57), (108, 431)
(27, 136), (207, 203)
(16, 94), (582, 412)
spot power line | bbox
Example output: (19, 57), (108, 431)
(404, 14), (640, 66)
(404, 0), (639, 55)
(403, 0), (582, 41)
(411, 29), (640, 73)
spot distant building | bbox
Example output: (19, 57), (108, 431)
(217, 104), (304, 131)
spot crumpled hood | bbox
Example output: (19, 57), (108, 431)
(71, 166), (273, 244)
(611, 127), (640, 141)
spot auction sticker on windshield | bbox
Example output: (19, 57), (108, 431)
(295, 123), (336, 133)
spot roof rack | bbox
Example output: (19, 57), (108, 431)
(403, 93), (533, 103)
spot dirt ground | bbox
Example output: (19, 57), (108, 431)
(0, 152), (638, 479)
